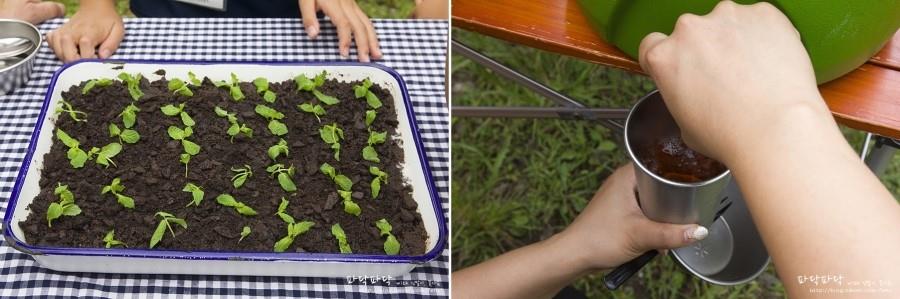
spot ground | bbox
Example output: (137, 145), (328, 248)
(451, 29), (900, 298)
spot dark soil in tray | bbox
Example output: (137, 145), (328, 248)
(20, 71), (428, 256)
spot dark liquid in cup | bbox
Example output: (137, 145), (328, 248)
(639, 136), (726, 183)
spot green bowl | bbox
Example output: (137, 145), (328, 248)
(578, 0), (900, 83)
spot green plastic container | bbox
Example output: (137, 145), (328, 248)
(578, 0), (900, 83)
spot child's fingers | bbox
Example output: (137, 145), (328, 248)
(299, 0), (319, 38)
(99, 22), (124, 59)
(320, 1), (352, 58)
(339, 0), (370, 62)
(638, 32), (668, 76)
(352, 4), (381, 59)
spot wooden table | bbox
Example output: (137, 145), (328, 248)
(453, 0), (900, 139)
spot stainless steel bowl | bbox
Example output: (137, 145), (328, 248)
(0, 19), (41, 95)
(670, 179), (771, 285)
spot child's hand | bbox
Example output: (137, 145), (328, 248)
(47, 0), (124, 62)
(0, 0), (65, 25)
(554, 163), (708, 271)
(299, 0), (382, 62)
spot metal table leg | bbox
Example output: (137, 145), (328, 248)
(861, 133), (900, 176)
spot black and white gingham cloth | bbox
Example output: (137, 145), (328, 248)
(0, 18), (449, 298)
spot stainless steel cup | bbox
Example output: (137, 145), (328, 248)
(624, 90), (731, 227)
(0, 19), (41, 95)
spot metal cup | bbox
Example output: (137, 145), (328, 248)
(624, 90), (731, 227)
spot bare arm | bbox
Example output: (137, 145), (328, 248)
(637, 2), (900, 297)
(453, 165), (708, 299)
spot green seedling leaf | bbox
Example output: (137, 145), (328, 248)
(230, 85), (245, 101)
(268, 120), (288, 136)
(253, 77), (268, 93)
(214, 106), (229, 117)
(46, 183), (81, 227)
(312, 90), (339, 105)
(108, 123), (121, 137)
(267, 164), (297, 192)
(119, 129), (140, 144)
(82, 78), (112, 94)
(294, 74), (315, 91)
(150, 211), (187, 248)
(273, 235), (294, 252)
(297, 103), (325, 122)
(320, 163), (336, 178)
(365, 110), (376, 127)
(365, 92), (382, 109)
(56, 128), (80, 148)
(102, 178), (133, 208)
(231, 165), (252, 188)
(103, 230), (126, 248)
(167, 126), (186, 140)
(334, 175), (352, 192)
(239, 226), (251, 243)
(187, 71), (202, 85)
(362, 145), (379, 163)
(181, 139), (200, 155)
(115, 194), (135, 209)
(276, 197), (296, 224)
(318, 123), (344, 144)
(371, 178), (382, 199)
(331, 224), (352, 254)
(313, 71), (327, 87)
(375, 218), (392, 235)
(119, 104), (140, 128)
(368, 131), (387, 145)
(46, 203), (63, 227)
(353, 79), (372, 98)
(263, 90), (276, 103)
(255, 104), (285, 120)
(180, 153), (191, 177)
(339, 190), (361, 217)
(375, 219), (399, 255)
(370, 167), (389, 198)
(94, 143), (122, 168)
(183, 183), (205, 207)
(180, 111), (195, 127)
(267, 139), (289, 161)
(216, 194), (258, 216)
(160, 103), (184, 116)
(118, 72), (144, 101)
(168, 78), (193, 97)
(56, 100), (88, 122)
(274, 221), (314, 253)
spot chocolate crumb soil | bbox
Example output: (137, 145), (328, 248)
(20, 71), (427, 256)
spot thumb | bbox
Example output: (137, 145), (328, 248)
(631, 220), (708, 251)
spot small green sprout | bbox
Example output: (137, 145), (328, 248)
(89, 142), (122, 168)
(46, 183), (81, 227)
(274, 220), (315, 253)
(82, 78), (112, 94)
(167, 125), (200, 176)
(276, 197), (295, 223)
(253, 77), (277, 103)
(319, 123), (344, 161)
(339, 190), (361, 217)
(101, 177), (134, 209)
(267, 138), (289, 161)
(108, 123), (140, 144)
(353, 78), (382, 109)
(215, 194), (258, 216)
(370, 166), (389, 199)
(295, 71), (338, 105)
(119, 103), (140, 129)
(56, 99), (87, 122)
(365, 110), (376, 127)
(167, 78), (194, 97)
(254, 104), (288, 136)
(230, 165), (252, 188)
(117, 72), (144, 101)
(103, 230), (126, 248)
(160, 103), (195, 127)
(213, 73), (245, 101)
(266, 163), (297, 192)
(362, 131), (387, 163)
(187, 71), (202, 85)
(149, 211), (187, 248)
(214, 106), (253, 142)
(56, 128), (88, 168)
(320, 162), (353, 191)
(239, 226), (251, 243)
(375, 219), (400, 255)
(182, 182), (204, 207)
(297, 103), (325, 122)
(331, 223), (352, 254)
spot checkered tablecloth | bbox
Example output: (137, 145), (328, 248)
(0, 18), (449, 298)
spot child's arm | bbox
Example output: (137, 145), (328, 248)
(47, 0), (124, 62)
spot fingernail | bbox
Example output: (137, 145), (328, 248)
(99, 49), (111, 59)
(360, 55), (370, 63)
(308, 26), (319, 38)
(685, 226), (708, 241)
(340, 49), (349, 58)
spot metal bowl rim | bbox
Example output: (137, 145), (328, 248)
(0, 18), (42, 73)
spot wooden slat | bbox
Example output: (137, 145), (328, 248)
(453, 0), (900, 138)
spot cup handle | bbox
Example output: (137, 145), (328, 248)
(603, 250), (658, 290)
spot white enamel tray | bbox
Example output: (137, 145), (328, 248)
(2, 60), (446, 277)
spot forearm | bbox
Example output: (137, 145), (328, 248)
(452, 233), (590, 299)
(728, 101), (900, 298)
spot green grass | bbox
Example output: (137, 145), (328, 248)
(52, 0), (413, 19)
(451, 28), (900, 298)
